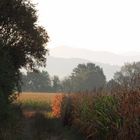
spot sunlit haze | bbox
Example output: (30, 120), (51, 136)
(33, 0), (140, 54)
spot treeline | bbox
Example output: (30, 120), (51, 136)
(21, 63), (106, 92)
(22, 71), (61, 92)
(22, 62), (140, 93)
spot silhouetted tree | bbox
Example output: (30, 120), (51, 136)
(0, 0), (49, 103)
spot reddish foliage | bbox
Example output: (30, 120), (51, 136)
(52, 95), (63, 118)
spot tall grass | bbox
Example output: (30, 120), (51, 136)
(60, 91), (140, 140)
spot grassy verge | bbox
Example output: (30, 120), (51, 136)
(20, 99), (51, 112)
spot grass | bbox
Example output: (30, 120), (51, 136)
(17, 92), (62, 112)
(20, 100), (51, 111)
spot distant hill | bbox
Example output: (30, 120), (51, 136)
(46, 56), (120, 81)
(45, 46), (140, 80)
(49, 46), (140, 65)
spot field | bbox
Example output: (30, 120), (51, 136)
(11, 91), (140, 140)
(18, 92), (62, 102)
(17, 92), (63, 117)
(15, 92), (85, 140)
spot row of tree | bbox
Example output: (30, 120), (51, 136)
(22, 72), (61, 92)
(22, 63), (105, 92)
(22, 62), (140, 93)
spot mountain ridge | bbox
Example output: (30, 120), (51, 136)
(46, 56), (120, 81)
(45, 46), (140, 80)
(49, 46), (140, 65)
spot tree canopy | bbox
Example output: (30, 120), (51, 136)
(0, 0), (49, 103)
(62, 63), (106, 92)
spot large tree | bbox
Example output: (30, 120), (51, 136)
(62, 63), (106, 92)
(0, 0), (49, 103)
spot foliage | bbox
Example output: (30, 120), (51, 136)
(62, 63), (106, 92)
(106, 79), (120, 93)
(22, 72), (62, 92)
(52, 75), (61, 92)
(61, 77), (73, 93)
(114, 62), (140, 92)
(0, 1), (48, 137)
(52, 95), (63, 118)
(22, 71), (52, 92)
(0, 0), (49, 103)
(117, 91), (140, 140)
(60, 91), (140, 140)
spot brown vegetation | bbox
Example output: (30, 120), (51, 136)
(60, 91), (140, 140)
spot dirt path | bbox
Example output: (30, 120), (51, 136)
(22, 117), (33, 140)
(22, 111), (85, 140)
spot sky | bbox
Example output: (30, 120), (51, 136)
(33, 0), (140, 54)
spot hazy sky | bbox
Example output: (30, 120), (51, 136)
(33, 0), (140, 54)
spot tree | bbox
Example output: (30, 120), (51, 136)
(62, 63), (106, 92)
(61, 77), (73, 93)
(0, 0), (49, 103)
(114, 62), (140, 92)
(106, 79), (120, 93)
(22, 71), (51, 92)
(52, 76), (61, 92)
